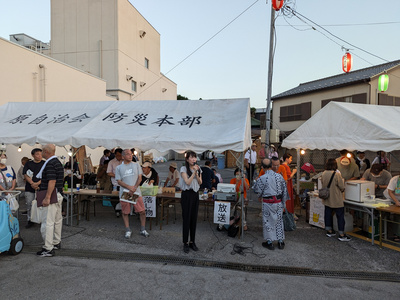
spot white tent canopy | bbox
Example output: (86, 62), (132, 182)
(282, 102), (400, 152)
(0, 99), (252, 153)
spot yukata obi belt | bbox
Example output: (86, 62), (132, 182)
(262, 195), (282, 204)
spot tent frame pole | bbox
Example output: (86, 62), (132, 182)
(296, 149), (300, 195)
(228, 150), (245, 240)
(68, 147), (79, 226)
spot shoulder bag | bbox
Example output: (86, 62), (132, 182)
(318, 171), (336, 200)
(283, 203), (296, 231)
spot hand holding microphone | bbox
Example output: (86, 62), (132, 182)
(194, 162), (200, 175)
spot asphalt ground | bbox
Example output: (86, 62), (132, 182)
(1, 160), (400, 299)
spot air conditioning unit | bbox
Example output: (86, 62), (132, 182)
(270, 129), (280, 143)
(260, 129), (280, 143)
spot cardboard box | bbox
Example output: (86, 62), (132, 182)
(162, 187), (175, 194)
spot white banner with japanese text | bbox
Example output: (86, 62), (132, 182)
(214, 201), (231, 225)
(0, 99), (251, 153)
(143, 196), (156, 218)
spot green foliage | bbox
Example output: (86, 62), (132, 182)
(177, 94), (189, 100)
(250, 107), (256, 117)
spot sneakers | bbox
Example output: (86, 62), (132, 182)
(326, 230), (336, 237)
(338, 234), (351, 242)
(53, 243), (61, 250)
(125, 231), (132, 239)
(36, 248), (55, 257)
(140, 230), (150, 237)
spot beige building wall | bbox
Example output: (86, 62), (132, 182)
(272, 83), (370, 132)
(50, 0), (177, 101)
(0, 37), (113, 105)
(272, 65), (400, 134)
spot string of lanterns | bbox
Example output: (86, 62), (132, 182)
(271, 0), (390, 92)
(341, 52), (389, 92)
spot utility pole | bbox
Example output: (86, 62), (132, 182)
(265, 6), (275, 152)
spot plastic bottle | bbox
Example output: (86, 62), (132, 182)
(96, 181), (101, 193)
(64, 181), (68, 192)
(203, 188), (208, 200)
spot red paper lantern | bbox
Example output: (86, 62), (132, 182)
(342, 52), (352, 73)
(272, 0), (284, 11)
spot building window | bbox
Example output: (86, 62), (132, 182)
(131, 80), (137, 92)
(351, 93), (367, 104)
(321, 93), (367, 108)
(145, 58), (149, 69)
(378, 93), (400, 106)
(280, 102), (311, 122)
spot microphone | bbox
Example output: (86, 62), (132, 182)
(194, 162), (200, 175)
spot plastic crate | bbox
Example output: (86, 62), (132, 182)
(140, 186), (158, 196)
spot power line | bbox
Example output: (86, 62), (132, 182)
(282, 14), (375, 66)
(163, 0), (260, 76)
(133, 0), (260, 99)
(283, 6), (390, 63)
(277, 21), (400, 27)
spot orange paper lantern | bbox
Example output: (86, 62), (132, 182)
(272, 0), (284, 11)
(342, 52), (352, 73)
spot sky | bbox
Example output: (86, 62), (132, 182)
(0, 0), (399, 109)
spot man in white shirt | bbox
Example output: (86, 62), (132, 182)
(164, 162), (180, 188)
(116, 149), (149, 239)
(244, 143), (257, 182)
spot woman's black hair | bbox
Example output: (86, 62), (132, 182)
(185, 150), (197, 177)
(325, 158), (337, 171)
(234, 168), (241, 175)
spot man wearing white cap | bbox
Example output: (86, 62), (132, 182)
(335, 150), (359, 181)
(337, 156), (359, 181)
(164, 162), (180, 188)
(140, 161), (159, 186)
